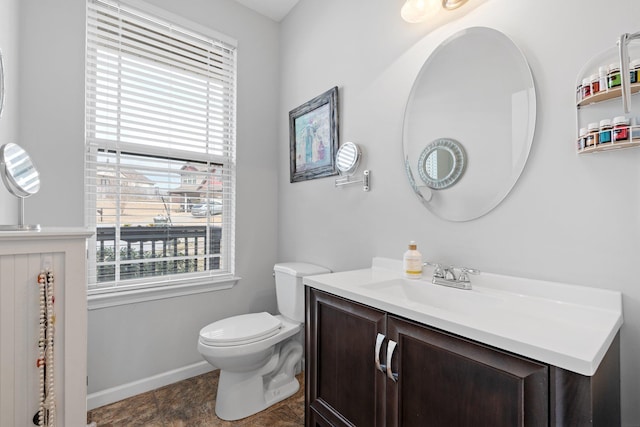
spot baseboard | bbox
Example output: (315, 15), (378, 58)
(87, 361), (215, 410)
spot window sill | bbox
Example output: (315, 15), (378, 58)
(87, 276), (241, 310)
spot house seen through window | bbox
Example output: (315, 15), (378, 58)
(85, 0), (237, 293)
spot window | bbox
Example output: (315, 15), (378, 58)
(85, 0), (237, 296)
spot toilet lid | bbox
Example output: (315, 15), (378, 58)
(199, 312), (282, 347)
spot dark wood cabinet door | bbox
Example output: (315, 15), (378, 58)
(306, 288), (387, 427)
(306, 408), (338, 427)
(550, 333), (621, 426)
(386, 316), (548, 427)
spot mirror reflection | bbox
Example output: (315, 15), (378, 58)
(1, 143), (40, 197)
(336, 142), (361, 176)
(426, 150), (453, 180)
(0, 143), (41, 231)
(334, 141), (370, 191)
(403, 27), (536, 221)
(418, 138), (466, 189)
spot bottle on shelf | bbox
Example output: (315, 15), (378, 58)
(585, 122), (599, 147)
(590, 74), (601, 95)
(599, 119), (613, 144)
(630, 59), (640, 84)
(582, 77), (592, 99)
(608, 63), (622, 89)
(578, 127), (587, 150)
(599, 66), (608, 92)
(613, 116), (630, 141)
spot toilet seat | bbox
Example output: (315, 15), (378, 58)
(199, 312), (282, 347)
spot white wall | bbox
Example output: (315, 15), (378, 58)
(0, 0), (19, 224)
(16, 0), (281, 398)
(278, 0), (640, 425)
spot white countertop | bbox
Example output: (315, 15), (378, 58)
(303, 257), (623, 376)
(0, 227), (93, 240)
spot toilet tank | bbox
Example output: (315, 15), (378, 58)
(274, 262), (331, 322)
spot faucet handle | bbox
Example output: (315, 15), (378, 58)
(458, 267), (480, 282)
(423, 261), (446, 278)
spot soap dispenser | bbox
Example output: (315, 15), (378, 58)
(403, 241), (422, 279)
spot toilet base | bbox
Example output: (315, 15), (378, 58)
(214, 340), (302, 421)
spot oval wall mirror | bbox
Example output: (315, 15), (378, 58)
(403, 27), (536, 221)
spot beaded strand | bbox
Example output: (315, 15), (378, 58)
(36, 270), (56, 427)
(37, 273), (46, 427)
(44, 270), (56, 426)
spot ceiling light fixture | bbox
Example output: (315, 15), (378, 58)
(442, 0), (468, 10)
(401, 0), (469, 23)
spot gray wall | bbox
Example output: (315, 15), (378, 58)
(15, 0), (281, 395)
(88, 0), (281, 393)
(0, 0), (19, 224)
(18, 0), (86, 227)
(278, 0), (640, 425)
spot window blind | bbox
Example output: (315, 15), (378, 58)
(85, 0), (237, 293)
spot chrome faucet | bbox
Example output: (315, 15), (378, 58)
(423, 262), (480, 290)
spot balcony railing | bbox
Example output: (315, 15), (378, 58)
(96, 225), (222, 282)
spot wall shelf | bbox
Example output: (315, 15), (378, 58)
(575, 42), (640, 154)
(578, 137), (640, 154)
(577, 83), (640, 107)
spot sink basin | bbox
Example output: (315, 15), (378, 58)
(360, 278), (504, 314)
(359, 277), (610, 329)
(303, 257), (623, 376)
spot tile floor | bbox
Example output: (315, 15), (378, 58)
(87, 370), (305, 426)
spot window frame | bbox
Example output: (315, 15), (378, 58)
(85, 0), (239, 307)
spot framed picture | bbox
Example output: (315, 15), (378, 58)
(289, 86), (339, 183)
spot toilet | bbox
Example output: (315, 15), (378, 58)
(197, 262), (330, 421)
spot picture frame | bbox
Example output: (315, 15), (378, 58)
(289, 86), (339, 183)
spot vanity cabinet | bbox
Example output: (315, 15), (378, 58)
(305, 287), (620, 427)
(0, 229), (92, 427)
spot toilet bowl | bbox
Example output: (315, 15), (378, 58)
(197, 262), (330, 421)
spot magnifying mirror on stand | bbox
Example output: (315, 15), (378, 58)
(334, 141), (370, 191)
(0, 143), (41, 230)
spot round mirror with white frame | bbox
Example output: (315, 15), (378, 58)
(417, 138), (466, 190)
(403, 27), (536, 221)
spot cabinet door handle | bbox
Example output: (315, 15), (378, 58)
(375, 333), (386, 373)
(386, 340), (398, 382)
